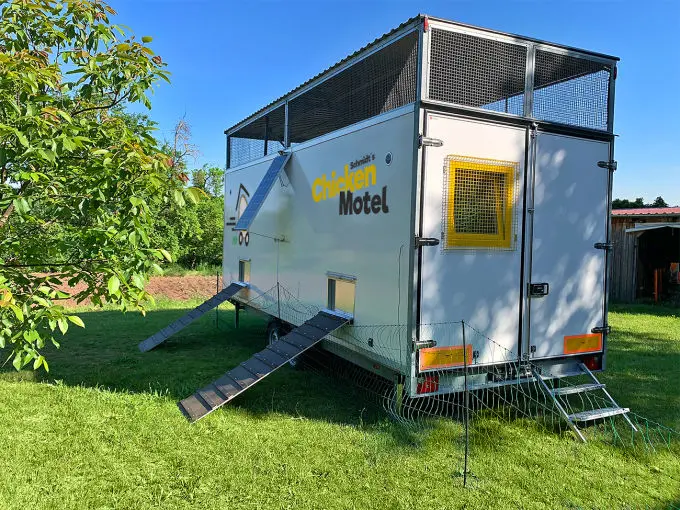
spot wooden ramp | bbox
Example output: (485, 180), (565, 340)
(178, 311), (350, 422)
(138, 282), (246, 353)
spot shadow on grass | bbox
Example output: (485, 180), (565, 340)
(0, 306), (401, 431)
(2, 304), (677, 443)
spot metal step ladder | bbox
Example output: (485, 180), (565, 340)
(532, 363), (638, 442)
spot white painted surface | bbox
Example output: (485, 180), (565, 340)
(419, 113), (526, 365)
(224, 111), (416, 371)
(529, 133), (609, 358)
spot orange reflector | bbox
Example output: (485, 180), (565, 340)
(564, 333), (602, 355)
(419, 344), (473, 371)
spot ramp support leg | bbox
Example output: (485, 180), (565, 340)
(234, 302), (240, 329)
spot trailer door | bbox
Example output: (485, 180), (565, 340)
(527, 132), (610, 359)
(418, 113), (526, 366)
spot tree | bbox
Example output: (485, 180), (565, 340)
(612, 197), (644, 209)
(612, 196), (671, 209)
(0, 0), (192, 371)
(192, 164), (224, 197)
(651, 196), (668, 208)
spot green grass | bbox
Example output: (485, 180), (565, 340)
(0, 302), (678, 509)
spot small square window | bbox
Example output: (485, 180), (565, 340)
(327, 274), (356, 316)
(442, 155), (518, 250)
(238, 259), (250, 283)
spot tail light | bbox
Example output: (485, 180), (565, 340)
(417, 374), (439, 394)
(582, 354), (602, 371)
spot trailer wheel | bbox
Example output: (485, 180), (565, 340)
(266, 320), (304, 370)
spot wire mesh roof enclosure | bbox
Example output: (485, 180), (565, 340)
(428, 29), (527, 116)
(532, 50), (611, 131)
(228, 105), (286, 169)
(288, 30), (418, 144)
(225, 16), (618, 169)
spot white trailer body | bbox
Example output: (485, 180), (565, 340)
(221, 15), (618, 399)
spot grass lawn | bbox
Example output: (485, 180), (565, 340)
(0, 301), (678, 509)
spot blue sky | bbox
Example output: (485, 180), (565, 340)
(114, 0), (680, 205)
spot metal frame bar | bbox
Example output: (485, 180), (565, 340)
(407, 21), (426, 398)
(523, 45), (536, 118)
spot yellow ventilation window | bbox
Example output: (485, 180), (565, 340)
(443, 155), (518, 250)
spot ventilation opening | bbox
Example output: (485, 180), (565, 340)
(228, 105), (286, 169)
(327, 274), (356, 316)
(532, 50), (611, 131)
(238, 259), (251, 283)
(288, 31), (418, 144)
(428, 29), (527, 116)
(442, 156), (518, 251)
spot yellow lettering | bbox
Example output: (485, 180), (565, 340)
(364, 164), (376, 187)
(312, 175), (326, 202)
(329, 171), (338, 198)
(311, 162), (378, 202)
(354, 169), (364, 190)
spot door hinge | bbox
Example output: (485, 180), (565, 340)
(591, 325), (611, 335)
(415, 236), (440, 248)
(419, 135), (443, 148)
(597, 160), (617, 171)
(529, 122), (538, 139)
(594, 242), (613, 251)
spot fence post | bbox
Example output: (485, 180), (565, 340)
(462, 320), (469, 487)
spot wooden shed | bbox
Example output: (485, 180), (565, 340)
(611, 207), (680, 302)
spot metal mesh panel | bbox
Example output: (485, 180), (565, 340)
(288, 31), (418, 144)
(428, 29), (527, 115)
(442, 155), (518, 251)
(228, 105), (286, 168)
(532, 50), (610, 130)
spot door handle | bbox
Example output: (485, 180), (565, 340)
(529, 282), (549, 297)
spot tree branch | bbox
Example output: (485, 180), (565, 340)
(0, 182), (29, 229)
(71, 91), (130, 117)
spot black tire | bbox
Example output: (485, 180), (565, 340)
(266, 320), (303, 369)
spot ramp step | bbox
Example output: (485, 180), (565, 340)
(267, 339), (304, 359)
(551, 383), (605, 396)
(138, 282), (245, 352)
(178, 311), (350, 422)
(569, 407), (629, 423)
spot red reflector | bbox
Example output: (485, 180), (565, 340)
(423, 16), (429, 32)
(582, 355), (602, 371)
(417, 374), (439, 394)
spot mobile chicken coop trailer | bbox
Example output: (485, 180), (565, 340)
(140, 15), (627, 434)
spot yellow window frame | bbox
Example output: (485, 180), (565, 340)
(444, 156), (517, 250)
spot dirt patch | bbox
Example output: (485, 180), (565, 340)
(57, 275), (218, 306)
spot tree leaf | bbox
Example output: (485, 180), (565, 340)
(159, 249), (172, 262)
(142, 35), (153, 43)
(9, 305), (24, 322)
(107, 275), (120, 295)
(67, 315), (85, 328)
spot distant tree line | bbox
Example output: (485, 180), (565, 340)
(151, 119), (224, 269)
(612, 196), (673, 209)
